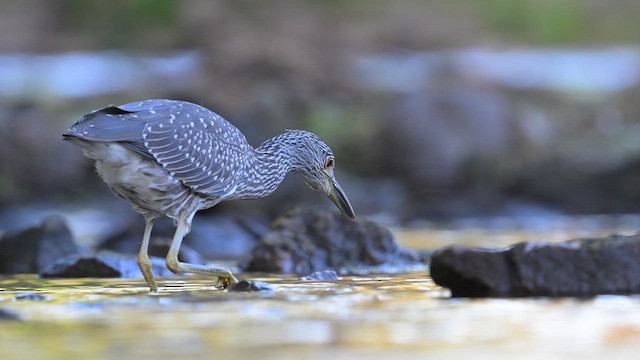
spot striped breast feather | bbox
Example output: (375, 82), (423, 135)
(141, 109), (251, 198)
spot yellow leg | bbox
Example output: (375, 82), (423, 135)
(137, 217), (159, 292)
(165, 217), (238, 289)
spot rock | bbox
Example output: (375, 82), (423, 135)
(103, 235), (205, 264)
(241, 209), (424, 275)
(148, 238), (207, 265)
(40, 250), (174, 278)
(300, 270), (340, 281)
(100, 231), (206, 266)
(0, 308), (20, 321)
(98, 217), (160, 254)
(99, 215), (261, 261)
(0, 215), (81, 274)
(14, 293), (52, 301)
(430, 233), (640, 298)
(228, 280), (276, 292)
(185, 215), (263, 260)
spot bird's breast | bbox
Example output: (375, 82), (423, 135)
(90, 143), (194, 218)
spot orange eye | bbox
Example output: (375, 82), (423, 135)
(324, 156), (335, 169)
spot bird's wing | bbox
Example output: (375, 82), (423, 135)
(65, 106), (143, 140)
(63, 104), (154, 159)
(66, 100), (250, 198)
(137, 101), (250, 198)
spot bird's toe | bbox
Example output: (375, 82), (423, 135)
(215, 273), (239, 290)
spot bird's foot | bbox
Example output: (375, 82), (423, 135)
(215, 273), (239, 290)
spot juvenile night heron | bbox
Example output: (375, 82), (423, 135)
(63, 99), (355, 292)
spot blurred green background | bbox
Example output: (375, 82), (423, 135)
(2, 0), (640, 225)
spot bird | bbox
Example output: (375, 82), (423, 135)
(63, 99), (356, 292)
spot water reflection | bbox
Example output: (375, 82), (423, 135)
(354, 48), (640, 94)
(1, 271), (640, 359)
(0, 51), (200, 98)
(395, 213), (640, 249)
(3, 217), (640, 358)
(1, 47), (638, 100)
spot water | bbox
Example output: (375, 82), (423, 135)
(352, 47), (640, 94)
(1, 47), (638, 100)
(2, 270), (640, 358)
(0, 51), (200, 99)
(2, 218), (640, 359)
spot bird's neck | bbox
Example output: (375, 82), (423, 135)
(232, 132), (296, 199)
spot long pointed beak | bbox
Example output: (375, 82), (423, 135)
(326, 176), (356, 220)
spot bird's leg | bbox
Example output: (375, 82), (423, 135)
(165, 217), (239, 289)
(137, 217), (159, 292)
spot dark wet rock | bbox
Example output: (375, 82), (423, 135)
(98, 221), (151, 254)
(15, 293), (52, 301)
(300, 270), (340, 281)
(430, 233), (640, 298)
(186, 216), (263, 260)
(99, 215), (261, 261)
(241, 209), (425, 275)
(0, 215), (82, 274)
(228, 280), (276, 292)
(103, 234), (208, 264)
(148, 238), (207, 265)
(40, 251), (174, 279)
(0, 308), (20, 321)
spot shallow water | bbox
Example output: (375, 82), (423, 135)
(2, 272), (640, 359)
(2, 221), (640, 359)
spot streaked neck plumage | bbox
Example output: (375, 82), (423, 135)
(231, 132), (298, 199)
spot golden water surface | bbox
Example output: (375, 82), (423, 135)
(1, 221), (640, 359)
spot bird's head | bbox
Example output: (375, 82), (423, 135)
(288, 131), (356, 220)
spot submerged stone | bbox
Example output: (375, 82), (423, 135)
(102, 233), (207, 266)
(0, 215), (81, 274)
(148, 238), (208, 265)
(14, 293), (52, 301)
(228, 280), (276, 292)
(430, 233), (640, 297)
(40, 251), (173, 279)
(99, 215), (261, 262)
(241, 209), (424, 275)
(300, 270), (340, 281)
(0, 308), (20, 321)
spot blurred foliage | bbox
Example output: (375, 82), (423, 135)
(2, 0), (640, 214)
(485, 0), (588, 44)
(484, 0), (640, 44)
(63, 0), (179, 48)
(5, 0), (635, 51)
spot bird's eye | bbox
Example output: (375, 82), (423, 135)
(324, 156), (335, 169)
